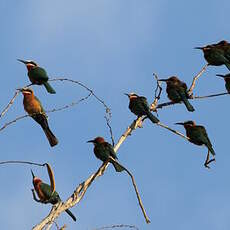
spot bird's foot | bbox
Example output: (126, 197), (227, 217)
(204, 158), (215, 169)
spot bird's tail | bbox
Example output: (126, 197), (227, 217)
(41, 125), (59, 147)
(109, 157), (125, 172)
(181, 97), (195, 112)
(146, 110), (159, 123)
(207, 144), (216, 156)
(43, 82), (56, 94)
(65, 209), (77, 221)
(33, 114), (58, 147)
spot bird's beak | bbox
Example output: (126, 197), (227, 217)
(194, 47), (204, 50)
(158, 79), (168, 82)
(31, 170), (35, 179)
(216, 74), (225, 78)
(124, 93), (130, 97)
(16, 88), (24, 92)
(87, 140), (94, 143)
(17, 59), (28, 64)
(175, 122), (184, 125)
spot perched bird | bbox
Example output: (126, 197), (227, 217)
(87, 137), (124, 172)
(31, 170), (76, 221)
(18, 59), (56, 94)
(19, 88), (58, 147)
(176, 120), (215, 168)
(195, 40), (230, 71)
(125, 93), (159, 123)
(216, 73), (230, 93)
(159, 76), (195, 112)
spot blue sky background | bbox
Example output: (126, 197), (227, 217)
(1, 0), (230, 229)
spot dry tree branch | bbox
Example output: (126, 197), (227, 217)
(0, 160), (46, 167)
(0, 93), (92, 132)
(187, 63), (209, 96)
(49, 78), (111, 116)
(105, 115), (115, 147)
(156, 91), (229, 110)
(32, 115), (151, 229)
(0, 83), (32, 120)
(93, 224), (139, 230)
(0, 91), (20, 119)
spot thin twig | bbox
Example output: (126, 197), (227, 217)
(93, 224), (139, 230)
(0, 91), (20, 119)
(0, 83), (32, 120)
(0, 93), (92, 132)
(151, 73), (162, 111)
(105, 116), (115, 147)
(156, 91), (229, 109)
(187, 63), (209, 96)
(0, 160), (46, 167)
(109, 157), (150, 223)
(49, 78), (111, 116)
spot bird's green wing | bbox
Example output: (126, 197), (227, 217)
(197, 126), (215, 155)
(103, 142), (117, 159)
(40, 183), (53, 199)
(34, 96), (45, 114)
(29, 67), (49, 81)
(138, 96), (150, 113)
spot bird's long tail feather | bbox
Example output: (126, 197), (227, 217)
(65, 209), (77, 221)
(146, 111), (159, 123)
(32, 114), (58, 147)
(43, 82), (56, 94)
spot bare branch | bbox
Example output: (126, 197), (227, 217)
(0, 160), (46, 167)
(109, 157), (150, 223)
(105, 115), (115, 147)
(157, 91), (229, 110)
(0, 91), (20, 119)
(49, 78), (111, 116)
(150, 73), (162, 111)
(0, 83), (32, 120)
(0, 93), (92, 132)
(187, 63), (209, 96)
(93, 224), (139, 230)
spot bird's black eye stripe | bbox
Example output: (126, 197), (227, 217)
(29, 61), (37, 66)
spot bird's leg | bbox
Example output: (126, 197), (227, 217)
(31, 189), (43, 203)
(204, 150), (215, 168)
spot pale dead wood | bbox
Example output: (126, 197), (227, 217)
(187, 63), (209, 96)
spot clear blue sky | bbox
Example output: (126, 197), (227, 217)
(1, 0), (230, 229)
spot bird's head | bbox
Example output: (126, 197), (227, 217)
(175, 120), (196, 127)
(31, 170), (42, 186)
(17, 59), (38, 71)
(124, 92), (139, 100)
(158, 76), (179, 83)
(87, 136), (105, 145)
(216, 40), (229, 46)
(18, 87), (34, 96)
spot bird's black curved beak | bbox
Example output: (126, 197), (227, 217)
(216, 74), (225, 78)
(194, 47), (204, 50)
(31, 169), (35, 179)
(158, 79), (168, 82)
(16, 88), (24, 92)
(17, 59), (28, 64)
(124, 93), (130, 97)
(87, 140), (94, 143)
(175, 122), (184, 125)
